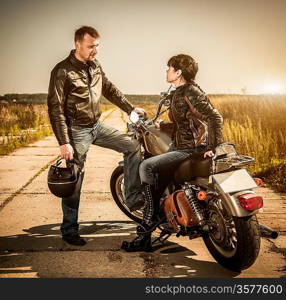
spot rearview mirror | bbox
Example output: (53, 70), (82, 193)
(160, 92), (168, 97)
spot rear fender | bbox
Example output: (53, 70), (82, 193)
(211, 169), (259, 217)
(214, 185), (259, 217)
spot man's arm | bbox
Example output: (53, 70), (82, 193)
(100, 67), (134, 114)
(47, 67), (70, 146)
(47, 67), (74, 160)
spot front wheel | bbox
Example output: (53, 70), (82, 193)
(110, 165), (143, 223)
(203, 201), (260, 271)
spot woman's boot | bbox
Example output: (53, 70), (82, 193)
(121, 183), (159, 252)
(121, 224), (152, 252)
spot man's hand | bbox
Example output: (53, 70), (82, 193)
(203, 150), (214, 158)
(133, 107), (147, 118)
(154, 119), (164, 129)
(60, 144), (74, 161)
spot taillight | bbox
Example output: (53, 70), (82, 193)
(253, 177), (265, 187)
(238, 193), (263, 211)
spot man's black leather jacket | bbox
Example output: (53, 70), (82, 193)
(47, 50), (134, 145)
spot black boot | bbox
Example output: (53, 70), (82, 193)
(62, 233), (87, 246)
(121, 183), (160, 252)
(121, 225), (152, 252)
(141, 183), (161, 228)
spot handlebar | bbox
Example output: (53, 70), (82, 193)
(129, 93), (171, 126)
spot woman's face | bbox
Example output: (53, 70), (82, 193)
(166, 65), (179, 83)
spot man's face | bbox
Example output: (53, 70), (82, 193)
(75, 33), (100, 62)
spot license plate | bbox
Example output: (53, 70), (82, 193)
(212, 169), (257, 193)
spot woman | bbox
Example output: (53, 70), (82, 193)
(121, 54), (223, 252)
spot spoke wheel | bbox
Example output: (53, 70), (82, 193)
(203, 198), (261, 271)
(110, 166), (143, 223)
(208, 203), (237, 258)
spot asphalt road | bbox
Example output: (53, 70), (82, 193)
(0, 109), (285, 278)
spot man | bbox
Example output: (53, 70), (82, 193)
(47, 26), (145, 246)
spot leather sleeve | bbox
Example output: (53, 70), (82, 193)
(47, 67), (70, 146)
(100, 67), (134, 114)
(187, 93), (223, 151)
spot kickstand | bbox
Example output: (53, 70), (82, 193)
(152, 230), (172, 246)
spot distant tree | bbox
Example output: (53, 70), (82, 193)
(241, 86), (248, 95)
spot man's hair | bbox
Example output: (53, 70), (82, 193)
(74, 26), (100, 43)
(167, 54), (198, 82)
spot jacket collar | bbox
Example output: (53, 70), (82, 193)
(175, 82), (191, 91)
(68, 50), (97, 70)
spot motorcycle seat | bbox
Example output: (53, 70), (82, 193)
(174, 153), (212, 183)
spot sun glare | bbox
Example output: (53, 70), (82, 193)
(263, 83), (283, 94)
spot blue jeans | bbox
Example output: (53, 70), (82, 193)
(139, 144), (206, 186)
(60, 121), (142, 236)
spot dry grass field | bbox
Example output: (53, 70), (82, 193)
(0, 103), (112, 155)
(210, 94), (286, 174)
(0, 104), (52, 155)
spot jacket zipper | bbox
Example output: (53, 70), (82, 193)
(170, 100), (179, 147)
(86, 68), (96, 124)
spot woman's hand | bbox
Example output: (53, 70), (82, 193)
(203, 150), (214, 158)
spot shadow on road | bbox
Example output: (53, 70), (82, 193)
(0, 221), (241, 278)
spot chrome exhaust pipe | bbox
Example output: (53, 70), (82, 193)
(259, 224), (279, 239)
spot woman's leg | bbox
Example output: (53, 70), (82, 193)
(121, 150), (191, 252)
(139, 150), (190, 185)
(140, 150), (191, 225)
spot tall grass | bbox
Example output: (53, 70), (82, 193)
(0, 104), (53, 155)
(0, 103), (113, 155)
(210, 94), (286, 174)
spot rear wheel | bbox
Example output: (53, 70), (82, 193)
(110, 165), (143, 223)
(203, 199), (260, 271)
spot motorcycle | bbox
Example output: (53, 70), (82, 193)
(110, 91), (276, 271)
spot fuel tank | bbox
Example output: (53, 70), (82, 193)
(143, 125), (172, 155)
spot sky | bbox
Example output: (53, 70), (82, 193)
(0, 0), (286, 95)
